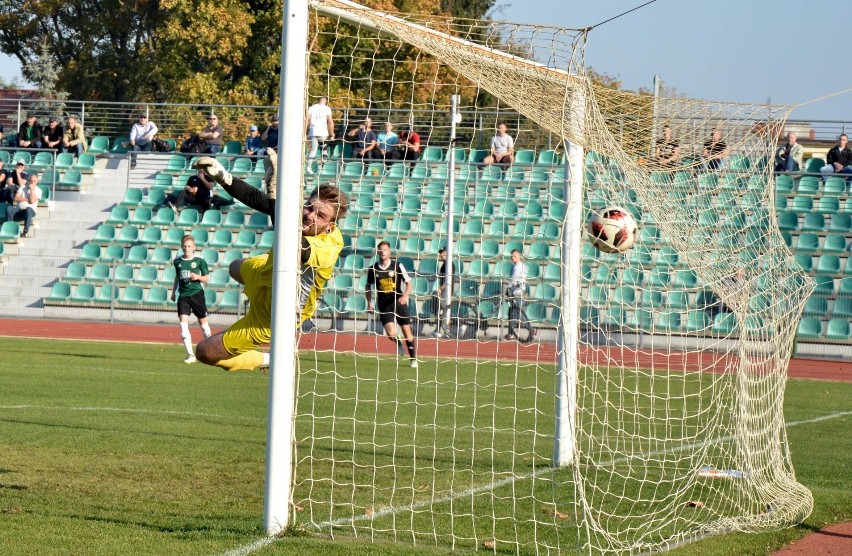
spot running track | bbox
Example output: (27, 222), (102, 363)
(1, 317), (849, 381)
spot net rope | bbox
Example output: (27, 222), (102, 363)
(292, 1), (814, 553)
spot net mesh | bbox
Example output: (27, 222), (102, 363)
(292, 1), (814, 553)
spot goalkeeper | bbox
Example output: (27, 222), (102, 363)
(191, 151), (348, 371)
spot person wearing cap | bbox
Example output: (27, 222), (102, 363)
(261, 115), (279, 150)
(306, 96), (335, 173)
(199, 114), (223, 154)
(7, 173), (42, 238)
(130, 113), (158, 152)
(245, 125), (264, 156)
(63, 116), (87, 158)
(8, 160), (29, 190)
(14, 112), (42, 149)
(43, 117), (65, 152)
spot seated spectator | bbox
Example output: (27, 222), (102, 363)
(0, 123), (4, 145)
(347, 117), (378, 161)
(0, 160), (10, 203)
(774, 132), (803, 173)
(43, 117), (65, 153)
(14, 112), (42, 149)
(701, 127), (727, 171)
(63, 116), (86, 158)
(653, 124), (679, 169)
(261, 115), (279, 150)
(245, 125), (264, 156)
(391, 128), (421, 165)
(163, 170), (232, 214)
(7, 159), (29, 190)
(820, 134), (852, 180)
(130, 113), (158, 152)
(6, 173), (42, 238)
(376, 121), (399, 160)
(199, 114), (223, 154)
(483, 123), (514, 166)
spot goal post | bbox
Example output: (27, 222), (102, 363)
(272, 1), (816, 553)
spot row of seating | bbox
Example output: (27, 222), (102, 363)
(46, 281), (242, 311)
(0, 150), (97, 173)
(63, 261), (240, 290)
(76, 243), (267, 268)
(91, 224), (274, 251)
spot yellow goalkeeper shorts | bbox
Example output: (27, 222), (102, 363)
(222, 254), (273, 355)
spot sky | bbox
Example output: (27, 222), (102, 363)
(0, 1), (848, 123)
(495, 0), (849, 122)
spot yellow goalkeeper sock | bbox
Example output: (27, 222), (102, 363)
(215, 350), (265, 372)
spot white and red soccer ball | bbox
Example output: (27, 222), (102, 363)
(587, 206), (638, 253)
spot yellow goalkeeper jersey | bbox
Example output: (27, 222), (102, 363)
(300, 226), (344, 324)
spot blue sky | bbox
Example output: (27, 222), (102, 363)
(1, 1), (848, 122)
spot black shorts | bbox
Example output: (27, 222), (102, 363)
(177, 290), (208, 318)
(376, 296), (411, 326)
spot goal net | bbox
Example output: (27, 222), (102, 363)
(289, 1), (813, 553)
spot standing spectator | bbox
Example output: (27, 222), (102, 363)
(820, 134), (852, 180)
(347, 117), (378, 161)
(245, 125), (264, 156)
(483, 123), (515, 167)
(171, 235), (212, 364)
(130, 113), (158, 152)
(7, 173), (42, 238)
(42, 117), (65, 153)
(504, 249), (537, 342)
(365, 240), (418, 368)
(391, 128), (421, 165)
(261, 115), (279, 150)
(199, 114), (223, 154)
(774, 132), (803, 173)
(702, 127), (728, 171)
(306, 96), (334, 173)
(376, 121), (399, 160)
(63, 116), (86, 158)
(654, 124), (680, 169)
(14, 112), (42, 149)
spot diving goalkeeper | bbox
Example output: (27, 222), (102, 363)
(191, 151), (348, 371)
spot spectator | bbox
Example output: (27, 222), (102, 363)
(261, 115), (279, 150)
(365, 240), (418, 368)
(199, 114), (223, 154)
(483, 123), (515, 167)
(63, 116), (87, 158)
(14, 112), (42, 149)
(376, 121), (399, 160)
(6, 173), (42, 238)
(702, 127), (727, 171)
(391, 127), (421, 165)
(130, 113), (158, 152)
(654, 124), (680, 169)
(42, 117), (64, 152)
(7, 159), (29, 190)
(0, 123), (4, 145)
(0, 160), (10, 203)
(163, 170), (231, 213)
(171, 234), (212, 364)
(245, 125), (264, 156)
(347, 117), (378, 161)
(504, 249), (537, 342)
(819, 134), (852, 180)
(306, 96), (334, 173)
(774, 132), (803, 173)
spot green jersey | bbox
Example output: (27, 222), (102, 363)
(173, 256), (208, 298)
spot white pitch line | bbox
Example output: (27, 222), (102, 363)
(0, 404), (264, 424)
(214, 410), (851, 556)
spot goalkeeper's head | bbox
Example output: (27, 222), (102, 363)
(302, 184), (349, 236)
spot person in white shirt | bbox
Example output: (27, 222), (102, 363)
(129, 113), (158, 151)
(7, 173), (42, 238)
(505, 249), (537, 342)
(305, 97), (334, 173)
(484, 123), (515, 166)
(376, 121), (399, 160)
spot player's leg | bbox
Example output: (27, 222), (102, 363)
(379, 308), (404, 354)
(229, 258), (247, 285)
(178, 313), (196, 363)
(195, 319), (269, 372)
(396, 301), (417, 364)
(505, 300), (519, 340)
(197, 316), (212, 339)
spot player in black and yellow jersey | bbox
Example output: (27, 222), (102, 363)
(365, 240), (418, 368)
(190, 153), (348, 371)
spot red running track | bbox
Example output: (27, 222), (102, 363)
(0, 317), (849, 382)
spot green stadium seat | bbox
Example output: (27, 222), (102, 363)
(388, 216), (412, 235)
(127, 206), (152, 227)
(838, 277), (852, 295)
(120, 188), (144, 207)
(140, 226), (162, 245)
(400, 236), (425, 256)
(791, 195), (813, 212)
(74, 153), (97, 172)
(800, 212), (825, 232)
(30, 151), (54, 170)
(58, 170), (83, 189)
(64, 262), (87, 282)
(792, 253), (813, 273)
(627, 308), (654, 331)
(822, 233), (847, 254)
(548, 202), (566, 221)
(177, 208), (200, 226)
(126, 245), (149, 265)
(343, 295), (369, 317)
(825, 318), (852, 341)
(87, 136), (110, 155)
(96, 284), (120, 303)
(105, 206), (130, 226)
(803, 158), (825, 173)
(817, 254), (841, 275)
(158, 266), (176, 285)
(774, 174), (794, 193)
(152, 207), (177, 227)
(119, 285), (144, 305)
(191, 228), (209, 247)
(231, 157), (253, 176)
(803, 295), (829, 317)
(204, 289), (218, 308)
(143, 286), (169, 307)
(656, 311), (681, 331)
(666, 290), (690, 310)
(776, 211), (799, 231)
(468, 148), (489, 164)
(832, 298), (852, 319)
(92, 224), (116, 244)
(46, 281), (72, 303)
(486, 221), (509, 239)
(464, 259), (489, 278)
(219, 210), (244, 229)
(812, 274), (835, 296)
(136, 265), (159, 284)
(206, 229), (231, 249)
(648, 268), (671, 288)
(71, 283), (96, 303)
(542, 262), (561, 284)
(223, 140), (243, 155)
(245, 212), (270, 231)
(513, 149), (535, 165)
(823, 176), (847, 196)
(421, 146), (443, 162)
(796, 176), (820, 194)
(78, 243), (101, 263)
(110, 137), (131, 153)
(795, 232), (820, 253)
(610, 286), (635, 305)
(536, 150), (559, 166)
(683, 310), (711, 332)
(711, 312), (737, 334)
(844, 258), (852, 276)
(796, 317), (823, 339)
(12, 151), (32, 165)
(198, 209), (222, 229)
(528, 242), (550, 261)
(200, 248), (219, 267)
(828, 213), (852, 234)
(816, 196), (840, 214)
(99, 244), (124, 264)
(641, 289), (664, 309)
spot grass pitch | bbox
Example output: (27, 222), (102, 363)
(0, 337), (849, 556)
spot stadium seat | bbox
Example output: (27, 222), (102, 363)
(711, 312), (737, 334)
(790, 195), (813, 212)
(125, 245), (148, 265)
(223, 140), (243, 155)
(46, 281), (72, 303)
(71, 283), (96, 304)
(793, 253), (813, 273)
(464, 259), (489, 278)
(152, 207), (177, 227)
(143, 286), (169, 307)
(776, 211), (799, 231)
(816, 196), (840, 214)
(683, 310), (711, 332)
(30, 151), (54, 170)
(527, 242), (549, 261)
(58, 169), (83, 189)
(119, 188), (144, 207)
(803, 295), (829, 318)
(800, 212), (825, 232)
(796, 317), (823, 339)
(96, 284), (120, 303)
(119, 285), (144, 306)
(190, 228), (209, 247)
(825, 318), (852, 341)
(110, 137), (131, 153)
(150, 246), (173, 266)
(231, 157), (253, 176)
(12, 151), (32, 165)
(803, 158), (824, 174)
(813, 274), (836, 295)
(74, 153), (97, 172)
(839, 277), (852, 296)
(92, 224), (116, 245)
(822, 233), (847, 254)
(796, 176), (820, 194)
(648, 268), (671, 288)
(832, 297), (852, 319)
(823, 176), (847, 196)
(177, 208), (200, 226)
(78, 243), (101, 263)
(136, 265), (159, 284)
(158, 266), (176, 286)
(88, 136), (110, 155)
(105, 206), (130, 226)
(817, 254), (841, 275)
(64, 262), (87, 282)
(140, 226), (162, 245)
(127, 206), (153, 227)
(485, 221), (509, 239)
(795, 233), (820, 253)
(828, 213), (852, 234)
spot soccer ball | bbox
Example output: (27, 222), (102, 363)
(587, 206), (638, 253)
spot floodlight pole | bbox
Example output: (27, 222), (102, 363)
(265, 0), (309, 535)
(442, 94), (461, 331)
(554, 87), (585, 467)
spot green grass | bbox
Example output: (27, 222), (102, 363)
(0, 338), (849, 556)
